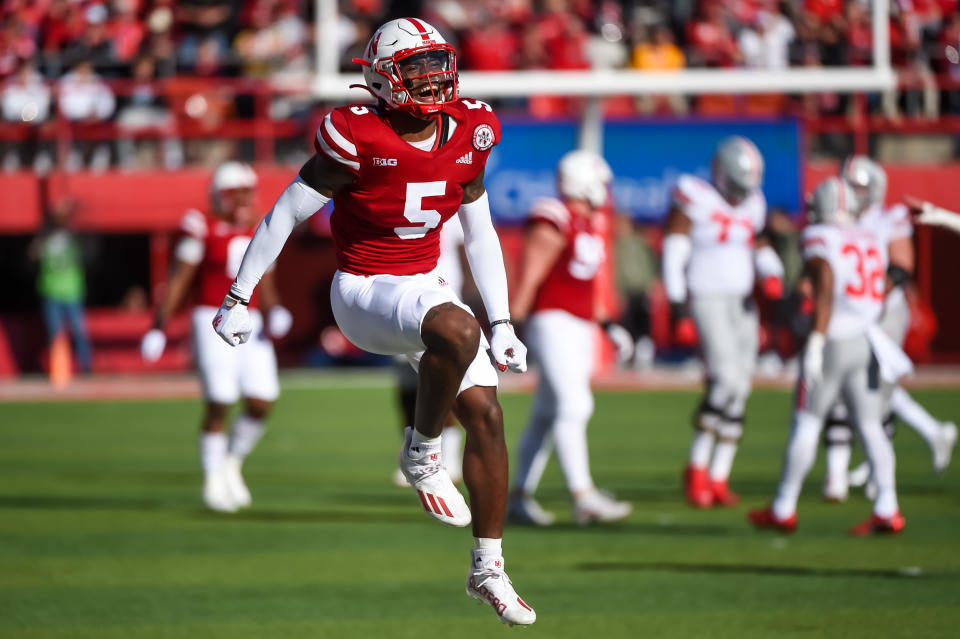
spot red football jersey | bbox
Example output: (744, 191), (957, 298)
(528, 197), (605, 321)
(314, 98), (501, 276)
(179, 208), (260, 308)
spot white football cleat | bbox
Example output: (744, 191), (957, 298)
(203, 470), (238, 513)
(466, 552), (536, 627)
(391, 467), (410, 487)
(933, 422), (957, 475)
(573, 489), (632, 525)
(399, 427), (471, 527)
(507, 494), (555, 526)
(822, 478), (848, 503)
(223, 455), (252, 508)
(848, 461), (871, 488)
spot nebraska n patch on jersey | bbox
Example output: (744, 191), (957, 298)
(314, 98), (501, 276)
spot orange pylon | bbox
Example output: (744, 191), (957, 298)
(49, 332), (73, 389)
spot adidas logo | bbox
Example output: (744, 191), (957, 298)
(456, 152), (473, 165)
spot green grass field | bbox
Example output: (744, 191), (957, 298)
(2, 381), (959, 638)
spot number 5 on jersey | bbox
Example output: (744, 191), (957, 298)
(395, 181), (446, 239)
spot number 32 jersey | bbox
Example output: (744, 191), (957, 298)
(672, 174), (766, 297)
(802, 224), (889, 339)
(315, 98), (501, 276)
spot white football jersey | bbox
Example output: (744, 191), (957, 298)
(673, 174), (767, 297)
(859, 202), (912, 241)
(802, 223), (889, 339)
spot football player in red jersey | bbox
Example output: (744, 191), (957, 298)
(140, 162), (292, 512)
(210, 19), (535, 626)
(506, 150), (633, 526)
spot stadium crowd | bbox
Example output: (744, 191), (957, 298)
(2, 1), (960, 170)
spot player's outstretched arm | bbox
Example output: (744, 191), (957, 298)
(213, 155), (346, 347)
(905, 196), (960, 235)
(510, 221), (566, 322)
(142, 257), (199, 362)
(458, 170), (527, 372)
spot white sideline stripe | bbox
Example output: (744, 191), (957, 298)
(316, 133), (360, 171)
(323, 113), (357, 157)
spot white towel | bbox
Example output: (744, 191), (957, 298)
(866, 324), (914, 383)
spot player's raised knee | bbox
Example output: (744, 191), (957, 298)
(422, 303), (481, 365)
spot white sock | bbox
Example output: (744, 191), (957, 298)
(858, 418), (899, 518)
(200, 432), (228, 476)
(410, 429), (442, 456)
(229, 414), (266, 462)
(709, 441), (738, 481)
(891, 386), (940, 449)
(772, 411), (822, 520)
(473, 537), (502, 552)
(689, 431), (715, 469)
(824, 443), (852, 488)
(441, 425), (463, 475)
(553, 415), (594, 495)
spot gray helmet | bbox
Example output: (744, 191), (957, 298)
(711, 136), (764, 204)
(840, 155), (886, 214)
(807, 177), (858, 226)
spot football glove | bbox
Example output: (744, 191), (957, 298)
(490, 322), (527, 373)
(670, 303), (697, 347)
(602, 321), (634, 364)
(761, 275), (784, 300)
(802, 331), (826, 389)
(267, 305), (293, 339)
(140, 329), (166, 363)
(213, 293), (252, 346)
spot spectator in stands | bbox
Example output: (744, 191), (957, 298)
(234, 0), (309, 78)
(460, 15), (519, 71)
(30, 198), (93, 374)
(62, 3), (115, 73)
(687, 2), (741, 67)
(1, 57), (52, 172)
(738, 7), (795, 69)
(116, 55), (183, 169)
(176, 0), (237, 68)
(58, 58), (116, 171)
(0, 11), (37, 77)
(632, 24), (687, 114)
(109, 0), (147, 65)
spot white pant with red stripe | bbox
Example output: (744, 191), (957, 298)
(330, 269), (498, 394)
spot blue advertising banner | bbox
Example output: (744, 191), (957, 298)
(486, 118), (802, 224)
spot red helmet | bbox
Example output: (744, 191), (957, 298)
(353, 18), (458, 117)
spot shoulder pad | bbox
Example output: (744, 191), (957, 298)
(529, 197), (570, 231)
(180, 208), (209, 238)
(448, 98), (501, 151)
(315, 106), (365, 173)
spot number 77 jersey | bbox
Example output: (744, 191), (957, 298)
(801, 223), (889, 339)
(315, 98), (501, 276)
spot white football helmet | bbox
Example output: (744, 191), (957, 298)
(841, 155), (886, 214)
(558, 149), (613, 208)
(712, 136), (764, 204)
(807, 177), (859, 226)
(352, 18), (458, 117)
(211, 161), (258, 221)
